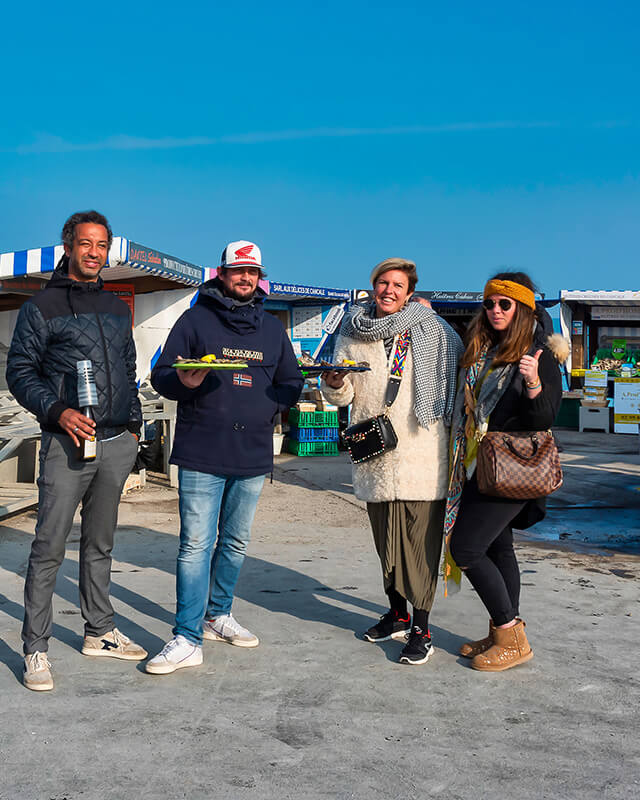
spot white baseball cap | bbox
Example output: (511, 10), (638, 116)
(219, 240), (266, 275)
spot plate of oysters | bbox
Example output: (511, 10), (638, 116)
(297, 353), (370, 377)
(172, 355), (249, 370)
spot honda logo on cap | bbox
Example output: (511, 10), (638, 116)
(220, 240), (265, 272)
(233, 244), (256, 262)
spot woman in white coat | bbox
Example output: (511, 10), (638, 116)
(322, 258), (463, 664)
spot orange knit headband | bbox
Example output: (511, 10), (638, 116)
(483, 279), (536, 310)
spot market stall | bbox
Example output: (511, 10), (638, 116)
(560, 290), (640, 433)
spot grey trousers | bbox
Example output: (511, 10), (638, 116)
(22, 431), (138, 654)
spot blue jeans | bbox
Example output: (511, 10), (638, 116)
(174, 468), (265, 645)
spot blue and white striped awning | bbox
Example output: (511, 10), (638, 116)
(0, 237), (204, 287)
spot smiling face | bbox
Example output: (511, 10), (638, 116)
(373, 269), (413, 317)
(484, 294), (517, 333)
(219, 265), (261, 300)
(64, 223), (109, 282)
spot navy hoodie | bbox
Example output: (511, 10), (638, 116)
(151, 278), (303, 476)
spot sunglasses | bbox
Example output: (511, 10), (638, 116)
(483, 298), (514, 311)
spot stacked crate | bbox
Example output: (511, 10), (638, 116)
(287, 408), (340, 456)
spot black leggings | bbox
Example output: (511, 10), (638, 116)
(449, 475), (526, 626)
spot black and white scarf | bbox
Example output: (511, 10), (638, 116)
(341, 302), (463, 427)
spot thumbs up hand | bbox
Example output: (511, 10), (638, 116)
(519, 349), (543, 387)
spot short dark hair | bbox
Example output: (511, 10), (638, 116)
(61, 210), (113, 249)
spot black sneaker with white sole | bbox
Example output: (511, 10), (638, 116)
(399, 626), (434, 665)
(363, 609), (411, 643)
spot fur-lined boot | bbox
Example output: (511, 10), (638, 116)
(471, 619), (533, 672)
(459, 620), (495, 658)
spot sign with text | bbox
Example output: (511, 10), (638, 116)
(613, 377), (640, 433)
(270, 282), (350, 301)
(591, 306), (640, 321)
(321, 304), (345, 334)
(128, 241), (203, 284)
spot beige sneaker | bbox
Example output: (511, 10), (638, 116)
(82, 627), (147, 660)
(24, 652), (54, 691)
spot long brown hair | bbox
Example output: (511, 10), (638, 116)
(461, 271), (537, 368)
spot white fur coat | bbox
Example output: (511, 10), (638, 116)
(321, 334), (450, 503)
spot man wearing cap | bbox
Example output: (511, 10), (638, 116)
(146, 241), (303, 674)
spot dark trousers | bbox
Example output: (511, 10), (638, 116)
(22, 431), (138, 654)
(449, 475), (526, 626)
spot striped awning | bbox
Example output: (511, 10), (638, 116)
(0, 237), (204, 287)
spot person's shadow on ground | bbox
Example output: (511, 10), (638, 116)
(0, 520), (467, 683)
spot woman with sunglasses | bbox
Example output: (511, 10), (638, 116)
(445, 271), (567, 671)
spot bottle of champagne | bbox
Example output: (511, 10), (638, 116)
(78, 406), (97, 461)
(76, 360), (98, 462)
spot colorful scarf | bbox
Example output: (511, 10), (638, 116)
(442, 348), (516, 594)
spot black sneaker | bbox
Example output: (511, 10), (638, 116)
(363, 610), (411, 643)
(399, 626), (434, 665)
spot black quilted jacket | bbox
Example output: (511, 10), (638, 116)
(6, 268), (142, 438)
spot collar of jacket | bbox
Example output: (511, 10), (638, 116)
(196, 277), (266, 334)
(47, 264), (104, 293)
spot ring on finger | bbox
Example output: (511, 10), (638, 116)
(73, 426), (79, 432)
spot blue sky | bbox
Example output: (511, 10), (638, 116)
(1, 1), (638, 298)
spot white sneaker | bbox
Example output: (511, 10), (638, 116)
(145, 635), (203, 674)
(203, 614), (259, 648)
(23, 651), (54, 691)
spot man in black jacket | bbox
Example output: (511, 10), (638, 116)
(146, 240), (302, 675)
(7, 210), (146, 692)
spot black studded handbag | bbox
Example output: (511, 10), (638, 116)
(341, 331), (409, 464)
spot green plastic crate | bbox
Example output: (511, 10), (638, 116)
(288, 408), (339, 428)
(287, 439), (339, 456)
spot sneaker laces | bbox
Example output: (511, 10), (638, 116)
(28, 652), (51, 671)
(214, 614), (245, 636)
(110, 628), (131, 647)
(158, 636), (187, 657)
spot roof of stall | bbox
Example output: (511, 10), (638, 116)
(561, 290), (640, 306)
(0, 237), (205, 287)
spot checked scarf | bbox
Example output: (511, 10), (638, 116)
(341, 302), (463, 427)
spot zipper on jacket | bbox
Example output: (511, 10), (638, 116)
(95, 312), (113, 420)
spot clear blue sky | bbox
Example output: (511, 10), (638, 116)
(1, 1), (638, 298)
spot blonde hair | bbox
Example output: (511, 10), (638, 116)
(369, 258), (418, 291)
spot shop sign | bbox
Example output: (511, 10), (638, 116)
(128, 241), (203, 283)
(322, 304), (345, 334)
(270, 282), (350, 300)
(591, 306), (640, 321)
(425, 290), (484, 303)
(572, 320), (583, 336)
(613, 377), (640, 433)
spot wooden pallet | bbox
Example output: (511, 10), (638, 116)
(0, 482), (38, 517)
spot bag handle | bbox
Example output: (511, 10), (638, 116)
(503, 432), (539, 460)
(383, 330), (410, 409)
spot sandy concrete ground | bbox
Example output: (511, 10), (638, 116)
(0, 433), (639, 800)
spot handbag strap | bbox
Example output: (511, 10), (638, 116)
(384, 330), (410, 408)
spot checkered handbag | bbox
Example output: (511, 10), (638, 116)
(476, 430), (563, 499)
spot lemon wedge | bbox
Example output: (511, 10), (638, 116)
(200, 354), (217, 363)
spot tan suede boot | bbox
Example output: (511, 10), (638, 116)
(459, 621), (495, 658)
(471, 619), (533, 672)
